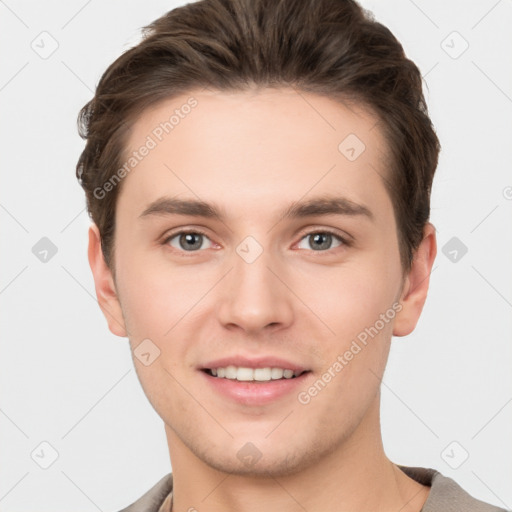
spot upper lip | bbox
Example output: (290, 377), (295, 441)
(200, 356), (308, 373)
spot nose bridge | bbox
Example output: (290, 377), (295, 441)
(216, 235), (294, 332)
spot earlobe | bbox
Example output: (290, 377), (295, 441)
(393, 222), (437, 337)
(87, 223), (128, 338)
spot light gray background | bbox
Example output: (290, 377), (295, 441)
(1, 1), (511, 510)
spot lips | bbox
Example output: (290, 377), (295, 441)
(200, 369), (311, 405)
(199, 356), (312, 404)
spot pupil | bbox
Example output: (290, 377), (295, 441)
(311, 233), (331, 250)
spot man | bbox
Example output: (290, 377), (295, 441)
(76, 0), (507, 511)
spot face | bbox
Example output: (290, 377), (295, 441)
(90, 87), (434, 477)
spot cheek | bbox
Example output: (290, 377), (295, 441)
(294, 267), (397, 421)
(115, 259), (200, 412)
(292, 258), (400, 345)
(115, 248), (208, 338)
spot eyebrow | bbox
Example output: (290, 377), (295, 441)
(139, 195), (374, 222)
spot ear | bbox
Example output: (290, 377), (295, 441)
(393, 222), (437, 337)
(88, 223), (127, 338)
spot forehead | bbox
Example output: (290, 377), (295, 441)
(117, 87), (392, 222)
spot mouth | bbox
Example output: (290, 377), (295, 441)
(202, 366), (310, 382)
(199, 360), (313, 405)
(198, 356), (313, 405)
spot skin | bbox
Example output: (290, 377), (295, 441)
(88, 87), (437, 512)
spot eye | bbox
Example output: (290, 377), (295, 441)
(164, 231), (214, 252)
(296, 231), (347, 251)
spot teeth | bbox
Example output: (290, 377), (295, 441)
(225, 365), (238, 379)
(208, 366), (302, 381)
(271, 368), (284, 379)
(237, 367), (254, 381)
(254, 368), (271, 381)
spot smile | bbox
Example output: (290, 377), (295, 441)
(203, 366), (307, 381)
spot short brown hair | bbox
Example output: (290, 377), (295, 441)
(76, 0), (440, 274)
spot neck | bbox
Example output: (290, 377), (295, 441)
(165, 397), (429, 512)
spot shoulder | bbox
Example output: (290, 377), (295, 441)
(398, 465), (509, 512)
(113, 468), (509, 512)
(116, 473), (173, 512)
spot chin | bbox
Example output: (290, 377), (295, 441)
(188, 435), (330, 479)
(202, 451), (308, 478)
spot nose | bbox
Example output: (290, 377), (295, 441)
(216, 243), (295, 335)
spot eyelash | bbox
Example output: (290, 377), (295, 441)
(161, 228), (352, 255)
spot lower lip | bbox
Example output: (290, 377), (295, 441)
(200, 370), (311, 406)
